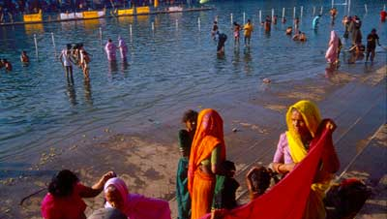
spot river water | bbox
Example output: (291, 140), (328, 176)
(0, 0), (385, 164)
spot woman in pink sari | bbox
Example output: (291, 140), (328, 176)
(118, 37), (128, 60)
(105, 38), (117, 61)
(325, 30), (339, 64)
(104, 177), (171, 219)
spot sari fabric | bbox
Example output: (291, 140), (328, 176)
(325, 31), (339, 63)
(104, 177), (171, 219)
(41, 183), (87, 219)
(200, 126), (334, 219)
(118, 37), (128, 60)
(188, 109), (226, 219)
(286, 100), (330, 219)
(105, 41), (117, 61)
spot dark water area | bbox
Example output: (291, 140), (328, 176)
(0, 0), (386, 164)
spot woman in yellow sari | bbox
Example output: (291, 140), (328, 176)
(188, 109), (226, 219)
(271, 100), (340, 219)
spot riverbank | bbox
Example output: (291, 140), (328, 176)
(0, 50), (385, 218)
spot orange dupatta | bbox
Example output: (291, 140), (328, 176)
(188, 109), (226, 195)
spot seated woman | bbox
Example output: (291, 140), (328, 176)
(104, 177), (171, 219)
(270, 100), (340, 219)
(41, 169), (115, 219)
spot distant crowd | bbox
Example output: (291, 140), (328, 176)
(0, 0), (197, 23)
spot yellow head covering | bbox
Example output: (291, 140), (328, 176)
(285, 100), (322, 163)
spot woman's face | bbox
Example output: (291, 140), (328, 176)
(291, 110), (309, 137)
(105, 185), (124, 211)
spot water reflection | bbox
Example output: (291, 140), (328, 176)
(65, 84), (77, 105)
(108, 60), (118, 78)
(83, 80), (93, 105)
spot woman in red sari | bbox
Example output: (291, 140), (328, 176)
(188, 109), (226, 219)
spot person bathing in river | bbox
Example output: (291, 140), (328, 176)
(118, 36), (128, 61)
(105, 38), (117, 62)
(20, 51), (29, 64)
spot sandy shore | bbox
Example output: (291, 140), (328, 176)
(0, 53), (386, 218)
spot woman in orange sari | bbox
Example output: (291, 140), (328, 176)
(188, 109), (226, 219)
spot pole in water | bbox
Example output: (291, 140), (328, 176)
(313, 6), (316, 16)
(300, 6), (303, 18)
(320, 6), (323, 15)
(51, 32), (56, 50)
(151, 22), (155, 31)
(271, 8), (274, 20)
(243, 12), (246, 24)
(364, 4), (368, 13)
(176, 19), (178, 29)
(282, 7), (285, 18)
(198, 17), (201, 31)
(259, 10), (262, 23)
(99, 27), (102, 38)
(34, 34), (38, 58)
(230, 13), (233, 24)
(293, 7), (296, 18)
(129, 24), (132, 36)
(348, 0), (351, 15)
(384, 4), (386, 11)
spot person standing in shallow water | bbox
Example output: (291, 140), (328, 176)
(176, 110), (198, 219)
(365, 29), (381, 63)
(243, 19), (253, 46)
(59, 44), (74, 84)
(118, 36), (128, 61)
(105, 39), (117, 62)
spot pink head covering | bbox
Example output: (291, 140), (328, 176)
(104, 177), (129, 209)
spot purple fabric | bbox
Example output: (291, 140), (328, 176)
(105, 42), (117, 61)
(118, 38), (128, 59)
(272, 133), (294, 164)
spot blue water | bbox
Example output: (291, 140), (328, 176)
(0, 0), (386, 162)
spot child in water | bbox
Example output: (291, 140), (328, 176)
(233, 22), (241, 45)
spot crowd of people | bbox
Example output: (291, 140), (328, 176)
(39, 100), (347, 219)
(209, 8), (385, 68)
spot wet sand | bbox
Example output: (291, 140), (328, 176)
(0, 53), (386, 218)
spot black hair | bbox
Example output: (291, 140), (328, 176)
(108, 38), (112, 43)
(48, 169), (79, 197)
(223, 160), (236, 173)
(66, 44), (72, 49)
(249, 165), (271, 195)
(181, 110), (198, 123)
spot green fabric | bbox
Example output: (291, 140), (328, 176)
(212, 174), (240, 210)
(200, 146), (221, 167)
(176, 157), (191, 219)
